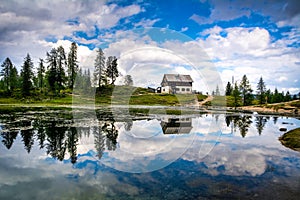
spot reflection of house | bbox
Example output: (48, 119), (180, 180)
(160, 117), (193, 134)
(161, 74), (193, 94)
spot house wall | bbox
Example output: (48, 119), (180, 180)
(174, 86), (192, 94)
(161, 86), (171, 93)
(161, 86), (192, 94)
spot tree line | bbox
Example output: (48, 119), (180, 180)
(0, 43), (121, 98)
(222, 75), (298, 107)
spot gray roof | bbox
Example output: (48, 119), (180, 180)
(163, 74), (193, 82)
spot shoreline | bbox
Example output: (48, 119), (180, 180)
(0, 103), (299, 118)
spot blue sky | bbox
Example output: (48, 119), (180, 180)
(0, 0), (299, 93)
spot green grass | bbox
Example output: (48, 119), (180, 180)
(0, 96), (73, 105)
(290, 100), (300, 108)
(196, 94), (207, 101)
(204, 96), (230, 107)
(0, 85), (201, 107)
(128, 93), (197, 106)
(0, 105), (72, 114)
(279, 128), (300, 151)
(0, 97), (21, 104)
(0, 89), (199, 107)
(226, 96), (243, 107)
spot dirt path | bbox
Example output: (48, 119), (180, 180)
(198, 95), (213, 106)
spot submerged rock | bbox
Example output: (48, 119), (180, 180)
(279, 128), (287, 132)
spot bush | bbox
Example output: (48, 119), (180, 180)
(290, 100), (300, 108)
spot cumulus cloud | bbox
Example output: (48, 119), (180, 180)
(83, 4), (143, 29)
(0, 0), (144, 68)
(0, 0), (298, 94)
(197, 26), (300, 92)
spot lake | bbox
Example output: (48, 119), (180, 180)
(0, 107), (299, 199)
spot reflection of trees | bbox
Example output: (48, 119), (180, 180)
(20, 120), (35, 153)
(124, 120), (133, 131)
(214, 114), (219, 123)
(44, 123), (79, 163)
(237, 115), (252, 137)
(45, 121), (68, 161)
(67, 127), (78, 164)
(1, 117), (119, 163)
(103, 122), (118, 151)
(93, 121), (119, 158)
(78, 127), (90, 138)
(273, 116), (278, 124)
(225, 115), (252, 137)
(255, 116), (267, 135)
(33, 119), (46, 149)
(225, 115), (232, 127)
(93, 126), (105, 159)
(1, 131), (18, 149)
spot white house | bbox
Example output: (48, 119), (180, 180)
(161, 74), (193, 94)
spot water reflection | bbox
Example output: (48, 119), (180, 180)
(0, 109), (300, 199)
(225, 114), (270, 137)
(160, 116), (193, 134)
(0, 112), (119, 163)
(1, 111), (298, 163)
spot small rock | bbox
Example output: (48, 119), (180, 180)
(279, 128), (287, 132)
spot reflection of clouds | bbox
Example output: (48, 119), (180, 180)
(203, 146), (267, 176)
(97, 116), (224, 172)
(0, 138), (139, 198)
(1, 114), (300, 198)
(123, 119), (162, 139)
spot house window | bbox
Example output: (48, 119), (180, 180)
(186, 88), (190, 92)
(163, 89), (165, 92)
(182, 88), (185, 91)
(176, 88), (180, 91)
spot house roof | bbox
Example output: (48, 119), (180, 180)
(163, 74), (193, 82)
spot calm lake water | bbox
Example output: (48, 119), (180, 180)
(0, 107), (299, 199)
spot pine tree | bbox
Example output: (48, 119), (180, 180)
(105, 56), (118, 85)
(46, 48), (58, 92)
(225, 81), (232, 96)
(37, 58), (45, 89)
(10, 66), (19, 92)
(265, 89), (272, 103)
(256, 76), (266, 105)
(56, 46), (67, 92)
(239, 75), (253, 106)
(0, 57), (14, 92)
(46, 46), (66, 93)
(21, 54), (34, 96)
(273, 88), (279, 103)
(67, 42), (78, 89)
(285, 91), (291, 102)
(232, 82), (241, 109)
(93, 48), (106, 87)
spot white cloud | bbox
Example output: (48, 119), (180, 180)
(180, 27), (189, 32)
(99, 29), (223, 93)
(197, 26), (300, 93)
(134, 18), (160, 28)
(84, 4), (143, 29)
(0, 1), (144, 69)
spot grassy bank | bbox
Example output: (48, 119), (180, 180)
(279, 128), (300, 152)
(0, 85), (206, 107)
